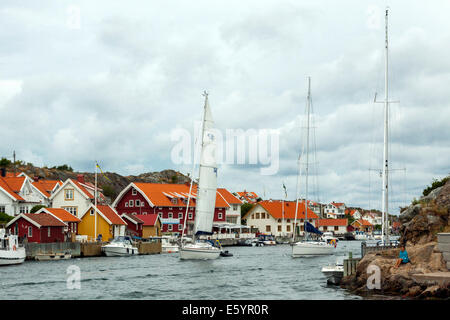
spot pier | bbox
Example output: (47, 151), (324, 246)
(343, 252), (360, 277)
(361, 241), (399, 258)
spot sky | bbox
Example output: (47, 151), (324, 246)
(1, 0), (449, 214)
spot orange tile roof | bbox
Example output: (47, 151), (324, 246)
(217, 188), (242, 205)
(71, 179), (94, 199)
(237, 191), (260, 203)
(317, 218), (348, 227)
(44, 208), (81, 223)
(24, 213), (67, 227)
(256, 200), (318, 219)
(353, 219), (373, 227)
(1, 177), (25, 192)
(0, 177), (25, 201)
(133, 183), (229, 208)
(331, 202), (345, 208)
(97, 205), (126, 225)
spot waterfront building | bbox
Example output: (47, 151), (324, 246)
(112, 183), (228, 236)
(345, 209), (362, 220)
(121, 213), (161, 238)
(242, 200), (319, 237)
(324, 202), (347, 219)
(78, 204), (126, 241)
(316, 218), (348, 236)
(351, 219), (374, 233)
(50, 175), (105, 219)
(6, 212), (67, 243)
(235, 191), (260, 204)
(35, 207), (81, 241)
(217, 188), (242, 224)
(362, 211), (382, 226)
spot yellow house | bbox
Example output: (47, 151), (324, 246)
(78, 204), (127, 241)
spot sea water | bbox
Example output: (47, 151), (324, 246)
(0, 241), (366, 300)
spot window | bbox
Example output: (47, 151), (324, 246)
(64, 189), (74, 200)
(125, 202), (129, 208)
(63, 207), (77, 216)
(278, 225), (282, 232)
(90, 209), (94, 216)
(256, 213), (260, 219)
(28, 226), (32, 237)
(168, 224), (173, 231)
(168, 212), (173, 218)
(323, 226), (328, 231)
(135, 200), (140, 207)
(334, 226), (339, 231)
(218, 213), (222, 219)
(261, 213), (265, 219)
(287, 219), (290, 223)
(132, 188), (137, 195)
(20, 206), (28, 214)
(0, 206), (5, 213)
(158, 212), (162, 218)
(251, 214), (254, 219)
(266, 225), (271, 232)
(233, 204), (238, 210)
(287, 225), (291, 232)
(178, 213), (183, 219)
(141, 202), (145, 207)
(143, 212), (147, 215)
(188, 213), (193, 219)
(278, 219), (281, 223)
(129, 200), (134, 207)
(171, 198), (177, 204)
(48, 227), (51, 237)
(179, 224), (183, 231)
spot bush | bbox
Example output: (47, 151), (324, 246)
(52, 164), (73, 171)
(30, 205), (46, 213)
(0, 158), (12, 167)
(102, 184), (116, 200)
(241, 203), (254, 219)
(423, 176), (450, 196)
(0, 212), (13, 224)
(171, 175), (178, 183)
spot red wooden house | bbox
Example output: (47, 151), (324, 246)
(36, 207), (81, 241)
(113, 182), (229, 235)
(6, 213), (67, 243)
(121, 213), (144, 237)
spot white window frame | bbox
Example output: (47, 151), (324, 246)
(132, 188), (137, 195)
(90, 209), (95, 216)
(125, 202), (129, 208)
(48, 227), (51, 237)
(188, 212), (193, 219)
(218, 213), (222, 219)
(129, 200), (134, 207)
(0, 206), (5, 213)
(141, 202), (145, 207)
(168, 212), (173, 219)
(178, 213), (183, 219)
(28, 226), (32, 237)
(168, 224), (173, 231)
(64, 189), (74, 200)
(179, 224), (183, 230)
(135, 200), (140, 207)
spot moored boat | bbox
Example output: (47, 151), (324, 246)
(0, 229), (26, 266)
(102, 236), (138, 256)
(35, 251), (71, 261)
(161, 235), (179, 253)
(321, 260), (344, 285)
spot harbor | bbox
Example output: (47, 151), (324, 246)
(0, 241), (365, 300)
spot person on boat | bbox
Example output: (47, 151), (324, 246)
(394, 245), (409, 268)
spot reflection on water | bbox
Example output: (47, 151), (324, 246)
(0, 241), (369, 300)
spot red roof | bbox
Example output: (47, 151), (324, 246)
(317, 218), (348, 227)
(331, 202), (345, 208)
(32, 180), (62, 198)
(353, 219), (373, 227)
(217, 188), (242, 205)
(254, 200), (319, 219)
(43, 208), (81, 223)
(1, 177), (25, 192)
(134, 214), (159, 226)
(129, 183), (229, 208)
(0, 177), (25, 201)
(71, 179), (94, 199)
(236, 191), (260, 203)
(96, 205), (126, 225)
(24, 213), (67, 227)
(122, 213), (145, 224)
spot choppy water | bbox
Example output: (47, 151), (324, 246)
(0, 241), (366, 300)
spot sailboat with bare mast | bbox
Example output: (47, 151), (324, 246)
(291, 77), (335, 257)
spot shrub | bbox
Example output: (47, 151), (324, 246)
(423, 176), (450, 196)
(52, 164), (73, 171)
(0, 158), (11, 167)
(30, 205), (46, 213)
(0, 212), (13, 223)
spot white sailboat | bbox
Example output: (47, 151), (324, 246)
(179, 92), (221, 260)
(292, 77), (335, 257)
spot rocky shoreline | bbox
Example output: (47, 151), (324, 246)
(340, 177), (450, 299)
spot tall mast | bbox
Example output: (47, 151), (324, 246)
(94, 161), (98, 240)
(304, 77), (311, 241)
(381, 8), (390, 245)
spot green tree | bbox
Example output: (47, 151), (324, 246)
(30, 205), (46, 213)
(0, 212), (13, 224)
(241, 203), (254, 219)
(171, 175), (178, 183)
(0, 158), (12, 167)
(102, 184), (117, 200)
(52, 164), (73, 171)
(345, 214), (355, 225)
(422, 176), (450, 196)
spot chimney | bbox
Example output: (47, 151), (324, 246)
(77, 174), (85, 184)
(0, 168), (5, 177)
(33, 176), (40, 182)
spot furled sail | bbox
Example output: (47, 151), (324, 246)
(304, 221), (322, 235)
(193, 93), (218, 236)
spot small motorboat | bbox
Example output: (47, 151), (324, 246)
(321, 232), (339, 244)
(321, 260), (344, 285)
(0, 229), (26, 266)
(35, 251), (72, 261)
(161, 235), (179, 253)
(220, 250), (233, 257)
(102, 236), (138, 257)
(257, 234), (276, 246)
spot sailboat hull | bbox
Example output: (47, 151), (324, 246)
(291, 241), (334, 257)
(179, 243), (220, 260)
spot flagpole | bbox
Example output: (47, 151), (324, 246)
(95, 161), (98, 241)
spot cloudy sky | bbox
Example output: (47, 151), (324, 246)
(1, 0), (449, 214)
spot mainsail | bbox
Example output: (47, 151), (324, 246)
(193, 93), (218, 236)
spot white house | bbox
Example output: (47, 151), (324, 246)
(363, 212), (382, 226)
(324, 202), (346, 219)
(243, 200), (319, 237)
(346, 209), (362, 220)
(0, 175), (46, 216)
(217, 188), (242, 225)
(50, 177), (101, 218)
